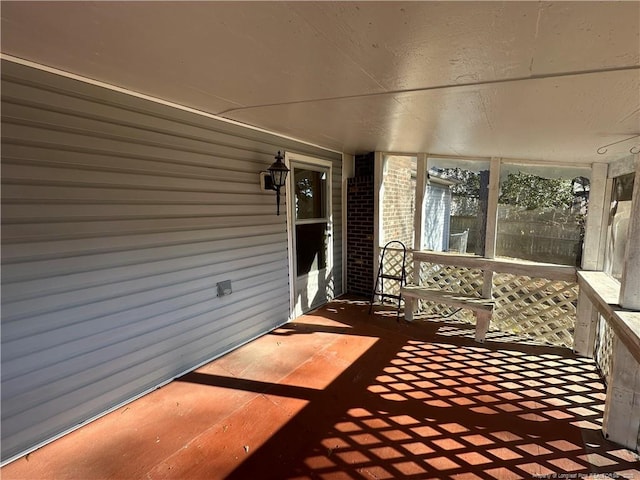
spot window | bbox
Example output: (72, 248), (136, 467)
(378, 153), (597, 267)
(496, 163), (590, 266)
(425, 158), (490, 255)
(295, 168), (326, 220)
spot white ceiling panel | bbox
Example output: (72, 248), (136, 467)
(1, 1), (639, 163)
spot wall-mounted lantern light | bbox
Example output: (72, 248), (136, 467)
(261, 150), (290, 215)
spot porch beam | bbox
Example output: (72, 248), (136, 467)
(608, 154), (637, 179)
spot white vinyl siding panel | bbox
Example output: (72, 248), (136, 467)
(423, 183), (452, 251)
(0, 59), (342, 462)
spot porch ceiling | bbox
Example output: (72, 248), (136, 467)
(1, 1), (639, 163)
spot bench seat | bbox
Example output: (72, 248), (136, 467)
(401, 285), (494, 343)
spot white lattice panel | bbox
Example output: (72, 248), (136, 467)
(383, 253), (579, 347)
(595, 315), (615, 385)
(492, 273), (578, 347)
(418, 263), (483, 294)
(415, 262), (483, 320)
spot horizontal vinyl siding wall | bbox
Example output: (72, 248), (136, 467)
(0, 60), (342, 462)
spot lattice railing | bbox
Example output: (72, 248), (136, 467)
(492, 274), (578, 347)
(416, 263), (482, 320)
(595, 314), (615, 385)
(401, 252), (579, 348)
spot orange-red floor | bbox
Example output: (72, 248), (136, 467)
(3, 297), (639, 479)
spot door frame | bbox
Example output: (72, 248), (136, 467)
(285, 151), (333, 319)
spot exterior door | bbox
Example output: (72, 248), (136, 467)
(287, 154), (333, 318)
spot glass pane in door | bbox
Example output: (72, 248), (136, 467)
(295, 169), (326, 220)
(296, 223), (328, 276)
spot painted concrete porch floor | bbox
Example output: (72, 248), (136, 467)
(3, 298), (639, 480)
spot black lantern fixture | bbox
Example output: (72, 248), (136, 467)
(266, 150), (289, 215)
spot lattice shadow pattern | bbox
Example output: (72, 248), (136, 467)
(292, 339), (640, 479)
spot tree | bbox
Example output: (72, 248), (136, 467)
(430, 167), (481, 198)
(499, 172), (574, 210)
(432, 168), (579, 211)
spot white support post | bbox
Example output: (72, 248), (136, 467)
(602, 335), (640, 452)
(582, 163), (609, 270)
(481, 270), (494, 338)
(373, 152), (384, 298)
(481, 158), (500, 337)
(475, 311), (491, 343)
(620, 157), (640, 310)
(484, 158), (501, 259)
(482, 271), (494, 299)
(573, 162), (608, 357)
(597, 178), (614, 270)
(414, 153), (428, 255)
(404, 296), (415, 322)
(412, 154), (428, 286)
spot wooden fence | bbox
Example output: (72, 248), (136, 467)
(450, 215), (582, 265)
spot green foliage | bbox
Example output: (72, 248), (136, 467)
(499, 172), (574, 210)
(430, 168), (481, 198)
(431, 168), (578, 211)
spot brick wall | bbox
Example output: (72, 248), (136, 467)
(381, 156), (416, 248)
(346, 154), (375, 296)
